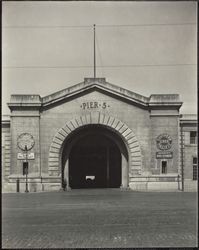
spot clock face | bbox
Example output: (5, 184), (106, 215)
(156, 134), (172, 150)
(17, 133), (35, 151)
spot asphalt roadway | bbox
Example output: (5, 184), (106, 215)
(2, 189), (197, 248)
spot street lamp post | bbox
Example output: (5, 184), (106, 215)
(180, 125), (184, 191)
(25, 145), (29, 193)
(17, 133), (34, 193)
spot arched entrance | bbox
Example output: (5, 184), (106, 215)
(48, 112), (142, 190)
(62, 126), (127, 189)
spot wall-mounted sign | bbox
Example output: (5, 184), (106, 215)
(86, 176), (95, 180)
(17, 152), (35, 160)
(80, 102), (109, 110)
(156, 134), (172, 150)
(17, 133), (35, 151)
(156, 151), (173, 159)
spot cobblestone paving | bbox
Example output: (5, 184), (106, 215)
(2, 189), (197, 248)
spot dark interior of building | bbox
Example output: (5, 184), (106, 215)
(69, 133), (121, 188)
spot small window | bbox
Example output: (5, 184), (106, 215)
(193, 157), (197, 164)
(193, 157), (198, 180)
(190, 131), (197, 144)
(162, 161), (167, 174)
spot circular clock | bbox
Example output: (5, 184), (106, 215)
(17, 133), (35, 151)
(156, 134), (172, 150)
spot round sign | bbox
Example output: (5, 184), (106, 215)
(17, 133), (35, 151)
(156, 134), (172, 150)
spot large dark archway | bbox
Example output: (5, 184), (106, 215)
(61, 125), (128, 189)
(49, 113), (142, 190)
(69, 133), (121, 188)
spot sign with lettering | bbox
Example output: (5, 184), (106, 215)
(86, 176), (95, 180)
(80, 102), (109, 110)
(17, 152), (35, 160)
(156, 134), (172, 150)
(156, 151), (173, 159)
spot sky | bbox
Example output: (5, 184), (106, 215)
(2, 1), (197, 115)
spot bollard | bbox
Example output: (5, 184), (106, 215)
(63, 180), (66, 191)
(41, 177), (44, 191)
(16, 178), (20, 192)
(177, 175), (180, 190)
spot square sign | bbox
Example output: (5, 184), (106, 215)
(156, 151), (173, 159)
(17, 153), (35, 160)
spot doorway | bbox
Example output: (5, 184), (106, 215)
(69, 132), (121, 188)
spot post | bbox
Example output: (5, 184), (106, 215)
(41, 176), (44, 191)
(180, 125), (184, 191)
(16, 179), (20, 192)
(177, 174), (180, 190)
(94, 24), (96, 79)
(25, 145), (29, 193)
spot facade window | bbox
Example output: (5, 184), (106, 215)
(193, 157), (198, 180)
(161, 161), (167, 174)
(190, 131), (197, 144)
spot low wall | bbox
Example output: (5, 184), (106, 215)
(4, 175), (62, 193)
(129, 175), (181, 191)
(3, 174), (195, 193)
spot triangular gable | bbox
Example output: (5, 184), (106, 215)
(8, 78), (182, 111)
(42, 78), (149, 108)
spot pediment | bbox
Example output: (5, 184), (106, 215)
(41, 78), (149, 110)
(8, 78), (182, 111)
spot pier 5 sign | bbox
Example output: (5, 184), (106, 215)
(80, 101), (110, 110)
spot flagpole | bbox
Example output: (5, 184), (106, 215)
(94, 24), (96, 79)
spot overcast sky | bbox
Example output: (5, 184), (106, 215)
(2, 1), (197, 115)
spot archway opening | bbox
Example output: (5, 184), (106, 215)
(61, 125), (128, 189)
(69, 133), (121, 188)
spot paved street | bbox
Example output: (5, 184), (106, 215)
(2, 189), (197, 248)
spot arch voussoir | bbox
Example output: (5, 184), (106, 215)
(107, 116), (115, 126)
(129, 141), (140, 149)
(90, 111), (100, 124)
(50, 147), (60, 153)
(119, 124), (129, 134)
(55, 133), (65, 141)
(58, 128), (68, 137)
(66, 121), (75, 131)
(53, 137), (63, 145)
(123, 128), (132, 138)
(85, 113), (91, 124)
(99, 113), (105, 124)
(70, 120), (78, 130)
(49, 152), (59, 158)
(75, 117), (83, 127)
(127, 136), (137, 144)
(48, 112), (142, 180)
(62, 126), (71, 134)
(115, 121), (124, 131)
(111, 118), (120, 129)
(102, 115), (110, 125)
(80, 115), (87, 125)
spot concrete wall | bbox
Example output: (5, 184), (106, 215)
(40, 90), (151, 175)
(5, 79), (195, 192)
(10, 111), (40, 176)
(2, 123), (11, 182)
(183, 129), (197, 180)
(184, 146), (197, 179)
(150, 115), (180, 175)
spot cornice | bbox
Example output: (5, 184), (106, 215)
(7, 78), (183, 111)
